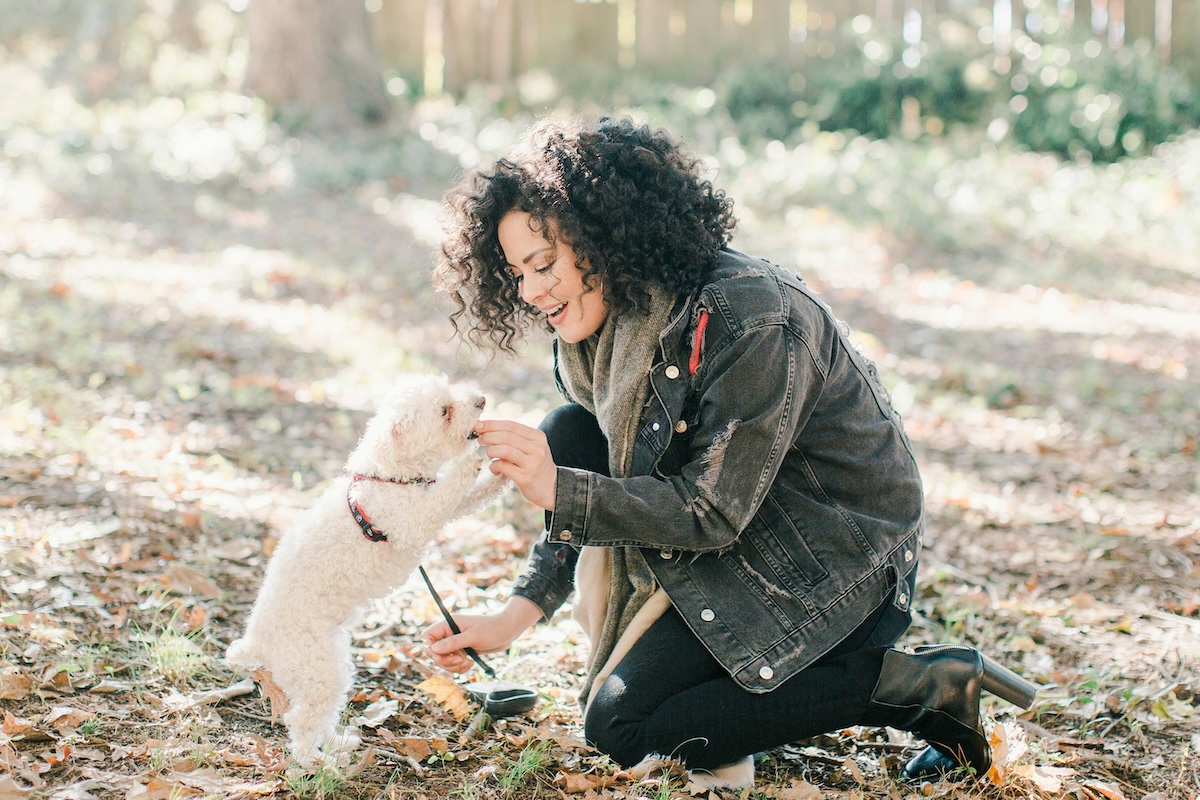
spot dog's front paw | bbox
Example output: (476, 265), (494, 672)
(475, 469), (507, 496)
(449, 450), (489, 482)
(465, 449), (489, 472)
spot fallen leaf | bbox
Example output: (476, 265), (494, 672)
(0, 668), (34, 701)
(841, 757), (865, 783)
(129, 775), (203, 799)
(2, 713), (54, 742)
(147, 565), (221, 598)
(0, 775), (31, 800)
(772, 778), (823, 799)
(555, 770), (604, 793)
(1012, 764), (1076, 793)
(250, 669), (290, 721)
(180, 605), (207, 630)
(39, 665), (77, 691)
(44, 707), (93, 731)
(164, 766), (269, 794)
(1082, 780), (1127, 800)
(377, 732), (432, 761)
(37, 744), (72, 768)
(986, 721), (1010, 783)
(351, 697), (397, 728)
(417, 675), (469, 720)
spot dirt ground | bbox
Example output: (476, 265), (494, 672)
(2, 67), (1199, 800)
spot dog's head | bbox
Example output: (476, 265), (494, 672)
(345, 374), (486, 478)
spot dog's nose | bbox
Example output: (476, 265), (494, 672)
(474, 397), (486, 410)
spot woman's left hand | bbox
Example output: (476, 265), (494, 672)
(474, 419), (557, 511)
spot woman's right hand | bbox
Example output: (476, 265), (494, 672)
(423, 596), (544, 673)
(474, 419), (558, 511)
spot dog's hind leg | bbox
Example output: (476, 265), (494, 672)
(281, 630), (357, 766)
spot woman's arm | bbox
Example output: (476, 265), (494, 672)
(549, 320), (815, 554)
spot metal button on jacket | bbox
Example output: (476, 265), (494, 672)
(665, 365), (680, 379)
(759, 665), (774, 680)
(674, 420), (688, 433)
(559, 530), (572, 542)
(700, 609), (715, 622)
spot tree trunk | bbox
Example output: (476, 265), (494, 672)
(245, 0), (390, 128)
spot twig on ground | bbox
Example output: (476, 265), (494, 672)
(225, 706), (275, 724)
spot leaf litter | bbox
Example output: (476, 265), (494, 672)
(1, 52), (1199, 800)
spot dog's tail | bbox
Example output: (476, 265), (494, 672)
(225, 637), (261, 669)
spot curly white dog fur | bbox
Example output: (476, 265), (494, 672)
(226, 374), (505, 765)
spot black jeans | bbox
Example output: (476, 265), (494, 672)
(541, 403), (914, 770)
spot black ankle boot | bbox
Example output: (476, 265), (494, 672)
(864, 645), (1015, 780)
(866, 645), (990, 777)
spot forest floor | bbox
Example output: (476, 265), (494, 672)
(2, 60), (1200, 800)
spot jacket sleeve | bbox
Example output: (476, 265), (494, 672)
(546, 317), (824, 554)
(509, 530), (579, 621)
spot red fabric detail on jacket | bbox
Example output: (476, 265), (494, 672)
(688, 308), (709, 376)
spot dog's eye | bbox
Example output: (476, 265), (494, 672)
(442, 405), (454, 422)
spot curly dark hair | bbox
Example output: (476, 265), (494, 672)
(434, 115), (737, 352)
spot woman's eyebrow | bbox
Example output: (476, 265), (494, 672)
(521, 246), (553, 264)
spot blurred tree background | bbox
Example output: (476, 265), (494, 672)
(3, 0), (1197, 154)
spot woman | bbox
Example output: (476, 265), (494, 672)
(425, 115), (1031, 787)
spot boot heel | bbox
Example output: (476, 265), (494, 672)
(980, 653), (1037, 709)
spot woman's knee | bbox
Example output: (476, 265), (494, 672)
(540, 403), (609, 474)
(583, 679), (646, 767)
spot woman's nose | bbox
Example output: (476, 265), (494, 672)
(519, 273), (543, 306)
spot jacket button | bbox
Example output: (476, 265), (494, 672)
(759, 665), (774, 680)
(660, 549), (673, 559)
(674, 420), (688, 433)
(559, 530), (573, 542)
(898, 592), (909, 606)
(700, 609), (715, 622)
(904, 549), (913, 562)
(652, 422), (660, 432)
(665, 365), (680, 379)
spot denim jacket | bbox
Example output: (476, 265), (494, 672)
(512, 249), (923, 692)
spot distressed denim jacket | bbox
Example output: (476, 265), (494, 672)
(512, 249), (923, 693)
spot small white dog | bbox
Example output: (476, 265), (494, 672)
(226, 374), (504, 765)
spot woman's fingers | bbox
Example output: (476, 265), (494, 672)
(423, 620), (482, 673)
(474, 419), (557, 510)
(475, 420), (546, 457)
(422, 599), (544, 673)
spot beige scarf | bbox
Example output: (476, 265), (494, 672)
(556, 283), (678, 709)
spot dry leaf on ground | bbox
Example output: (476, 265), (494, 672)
(417, 674), (470, 720)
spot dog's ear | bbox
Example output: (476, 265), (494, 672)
(390, 421), (405, 442)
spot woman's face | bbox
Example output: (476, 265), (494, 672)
(497, 211), (609, 344)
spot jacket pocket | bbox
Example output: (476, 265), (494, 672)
(741, 492), (829, 597)
(724, 494), (830, 623)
